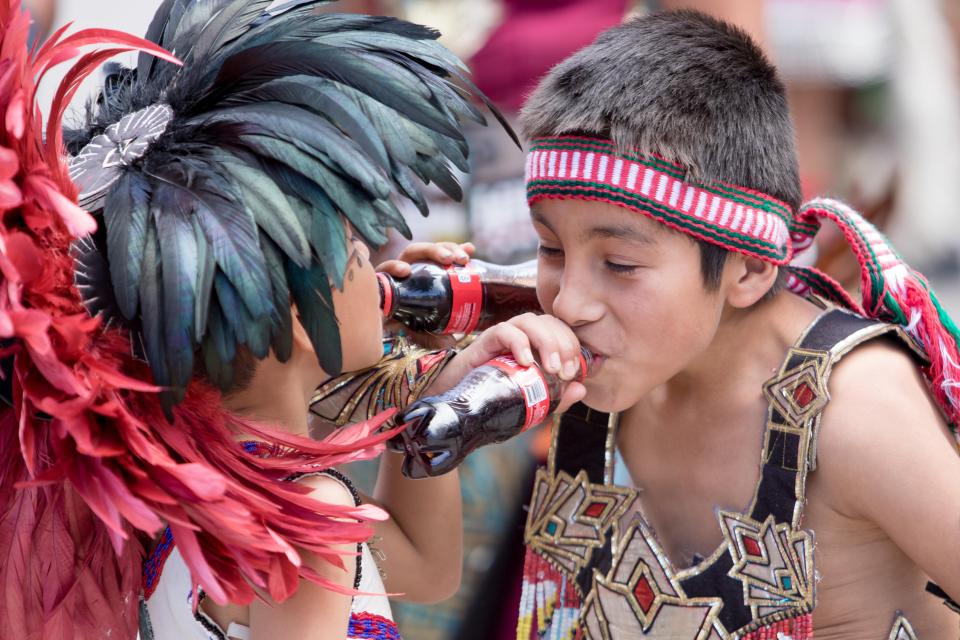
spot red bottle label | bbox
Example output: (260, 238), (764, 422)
(489, 355), (551, 430)
(442, 264), (483, 334)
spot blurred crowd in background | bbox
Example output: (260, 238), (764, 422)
(26, 0), (960, 638)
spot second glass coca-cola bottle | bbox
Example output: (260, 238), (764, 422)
(390, 347), (592, 478)
(377, 259), (541, 335)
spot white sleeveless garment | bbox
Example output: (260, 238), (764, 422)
(139, 471), (400, 640)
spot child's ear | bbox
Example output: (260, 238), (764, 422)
(724, 255), (779, 308)
(290, 305), (314, 352)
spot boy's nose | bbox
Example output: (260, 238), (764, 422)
(551, 269), (604, 327)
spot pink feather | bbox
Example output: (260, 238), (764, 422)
(0, 5), (401, 638)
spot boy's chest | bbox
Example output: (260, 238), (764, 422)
(523, 391), (822, 639)
(616, 405), (765, 568)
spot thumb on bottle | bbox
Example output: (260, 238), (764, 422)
(556, 381), (587, 415)
(374, 259), (412, 277)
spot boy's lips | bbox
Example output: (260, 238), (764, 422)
(579, 342), (606, 375)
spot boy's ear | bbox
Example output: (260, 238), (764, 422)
(724, 255), (779, 308)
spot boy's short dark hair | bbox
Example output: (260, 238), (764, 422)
(520, 10), (800, 295)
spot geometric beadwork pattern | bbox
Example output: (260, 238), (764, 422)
(524, 313), (921, 640)
(580, 518), (724, 640)
(525, 468), (636, 584)
(718, 512), (815, 621)
(886, 614), (919, 640)
(762, 349), (830, 430)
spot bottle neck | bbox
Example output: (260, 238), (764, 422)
(578, 346), (594, 380)
(467, 258), (538, 288)
(377, 272), (396, 318)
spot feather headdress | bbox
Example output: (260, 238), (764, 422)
(68, 0), (514, 407)
(0, 1), (510, 638)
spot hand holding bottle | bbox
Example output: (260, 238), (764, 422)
(375, 240), (476, 349)
(393, 313), (588, 478)
(377, 255), (541, 335)
(376, 240), (475, 278)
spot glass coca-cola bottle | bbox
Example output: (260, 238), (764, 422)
(377, 259), (540, 335)
(390, 347), (592, 478)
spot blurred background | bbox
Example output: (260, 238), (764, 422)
(29, 0), (960, 638)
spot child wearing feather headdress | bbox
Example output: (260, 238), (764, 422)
(0, 1), (584, 639)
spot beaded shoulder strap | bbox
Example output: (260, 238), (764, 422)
(678, 308), (920, 632)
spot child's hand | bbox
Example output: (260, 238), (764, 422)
(376, 241), (475, 350)
(376, 241), (474, 278)
(430, 313), (587, 415)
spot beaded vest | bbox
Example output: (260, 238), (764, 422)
(517, 309), (929, 639)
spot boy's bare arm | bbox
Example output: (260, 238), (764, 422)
(817, 341), (960, 600)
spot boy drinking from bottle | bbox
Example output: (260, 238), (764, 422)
(507, 10), (960, 639)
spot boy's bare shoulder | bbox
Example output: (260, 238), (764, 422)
(815, 337), (957, 512)
(811, 336), (960, 603)
(823, 337), (940, 437)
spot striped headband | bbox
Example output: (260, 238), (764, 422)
(525, 136), (794, 264)
(525, 135), (960, 442)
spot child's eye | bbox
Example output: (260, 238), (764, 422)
(605, 261), (638, 274)
(537, 245), (563, 258)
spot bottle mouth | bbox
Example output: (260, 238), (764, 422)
(376, 272), (394, 318)
(578, 347), (595, 379)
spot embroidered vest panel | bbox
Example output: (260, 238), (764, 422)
(518, 309), (924, 639)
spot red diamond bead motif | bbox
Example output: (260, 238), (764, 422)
(583, 501), (606, 518)
(633, 575), (656, 613)
(792, 381), (815, 408)
(742, 535), (762, 557)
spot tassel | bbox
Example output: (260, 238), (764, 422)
(517, 547), (538, 640)
(516, 541), (585, 640)
(540, 557), (562, 635)
(560, 572), (582, 640)
(788, 198), (960, 440)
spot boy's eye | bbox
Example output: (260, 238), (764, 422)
(605, 261), (639, 274)
(537, 245), (563, 258)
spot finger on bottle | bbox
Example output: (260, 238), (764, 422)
(558, 382), (587, 412)
(547, 352), (561, 373)
(377, 260), (407, 276)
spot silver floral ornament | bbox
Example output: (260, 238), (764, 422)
(68, 103), (173, 211)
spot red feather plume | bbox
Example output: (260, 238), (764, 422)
(0, 3), (399, 638)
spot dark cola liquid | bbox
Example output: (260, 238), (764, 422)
(382, 264), (454, 332)
(481, 282), (541, 326)
(379, 259), (540, 335)
(393, 349), (590, 479)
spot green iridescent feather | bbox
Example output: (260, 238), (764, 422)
(68, 0), (513, 409)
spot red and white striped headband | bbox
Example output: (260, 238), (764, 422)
(525, 136), (795, 264)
